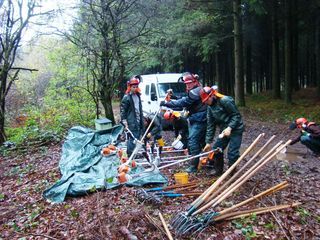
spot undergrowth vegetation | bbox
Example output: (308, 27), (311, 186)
(4, 96), (96, 149)
(4, 88), (320, 151)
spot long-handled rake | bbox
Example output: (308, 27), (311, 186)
(192, 140), (291, 216)
(201, 135), (279, 207)
(173, 140), (292, 235)
(170, 133), (265, 232)
(175, 181), (298, 235)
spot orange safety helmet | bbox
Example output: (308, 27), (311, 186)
(296, 118), (308, 128)
(200, 86), (214, 103)
(289, 117), (308, 130)
(164, 110), (180, 120)
(200, 86), (224, 103)
(126, 75), (141, 94)
(164, 110), (174, 121)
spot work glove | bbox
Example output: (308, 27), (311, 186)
(301, 130), (310, 137)
(222, 127), (232, 137)
(176, 134), (182, 141)
(156, 138), (165, 147)
(146, 133), (152, 139)
(167, 89), (173, 95)
(203, 143), (212, 152)
(160, 100), (167, 107)
(121, 120), (128, 129)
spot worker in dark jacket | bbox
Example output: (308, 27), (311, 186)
(160, 72), (207, 173)
(144, 112), (165, 154)
(163, 110), (189, 149)
(201, 86), (244, 176)
(120, 75), (144, 157)
(289, 118), (320, 155)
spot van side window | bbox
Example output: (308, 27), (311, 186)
(151, 83), (157, 101)
(145, 85), (150, 96)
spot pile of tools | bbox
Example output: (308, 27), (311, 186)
(135, 180), (208, 205)
(103, 124), (222, 184)
(170, 133), (301, 236)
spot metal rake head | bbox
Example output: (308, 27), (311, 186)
(171, 212), (189, 229)
(173, 211), (219, 236)
(135, 189), (162, 205)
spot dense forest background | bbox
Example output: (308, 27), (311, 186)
(1, 0), (320, 146)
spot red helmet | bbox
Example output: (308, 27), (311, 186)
(296, 118), (308, 128)
(181, 72), (199, 83)
(181, 73), (200, 91)
(128, 76), (140, 85)
(200, 87), (214, 103)
(164, 110), (174, 121)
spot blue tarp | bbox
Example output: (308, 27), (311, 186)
(43, 125), (167, 203)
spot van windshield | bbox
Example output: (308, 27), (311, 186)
(158, 83), (186, 98)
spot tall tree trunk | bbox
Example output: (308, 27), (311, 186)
(0, 70), (9, 144)
(316, 14), (320, 97)
(292, 0), (299, 91)
(233, 0), (245, 106)
(215, 51), (221, 89)
(101, 86), (115, 123)
(284, 0), (292, 104)
(245, 40), (252, 94)
(272, 0), (281, 98)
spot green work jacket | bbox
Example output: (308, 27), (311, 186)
(205, 96), (244, 144)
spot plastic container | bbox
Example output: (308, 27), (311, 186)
(174, 172), (189, 185)
(172, 139), (184, 150)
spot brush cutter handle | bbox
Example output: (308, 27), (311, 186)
(158, 149), (216, 170)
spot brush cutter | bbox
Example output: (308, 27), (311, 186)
(158, 148), (221, 170)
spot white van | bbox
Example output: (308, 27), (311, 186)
(139, 73), (187, 114)
(139, 73), (187, 129)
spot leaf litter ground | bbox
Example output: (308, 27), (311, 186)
(1, 115), (320, 240)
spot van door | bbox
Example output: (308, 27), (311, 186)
(141, 83), (158, 114)
(147, 83), (160, 113)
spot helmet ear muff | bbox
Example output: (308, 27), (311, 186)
(302, 123), (306, 128)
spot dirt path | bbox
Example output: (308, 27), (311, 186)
(1, 114), (320, 239)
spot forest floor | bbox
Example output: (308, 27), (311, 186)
(1, 106), (320, 240)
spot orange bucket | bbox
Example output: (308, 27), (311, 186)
(174, 172), (189, 185)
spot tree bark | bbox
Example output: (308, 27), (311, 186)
(292, 0), (299, 91)
(271, 0), (281, 98)
(233, 0), (245, 106)
(316, 14), (320, 97)
(245, 40), (252, 95)
(284, 0), (293, 104)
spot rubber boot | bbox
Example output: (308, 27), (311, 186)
(186, 157), (199, 173)
(210, 152), (224, 176)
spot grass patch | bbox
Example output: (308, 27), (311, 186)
(241, 89), (320, 124)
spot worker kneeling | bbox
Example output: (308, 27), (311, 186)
(289, 118), (320, 156)
(200, 86), (244, 176)
(163, 110), (189, 150)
